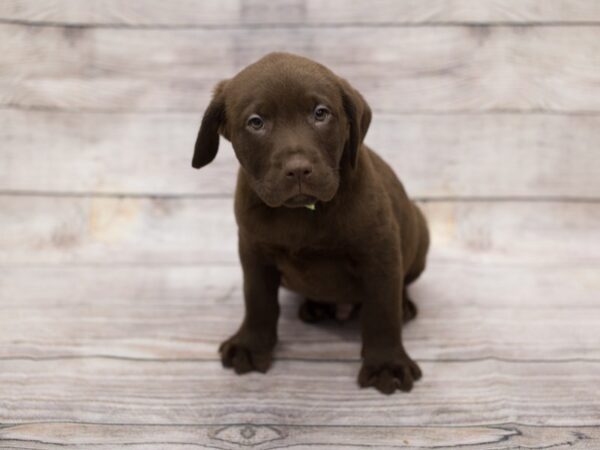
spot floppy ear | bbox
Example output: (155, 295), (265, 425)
(338, 77), (372, 169)
(192, 80), (229, 169)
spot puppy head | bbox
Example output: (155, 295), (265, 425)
(192, 52), (371, 208)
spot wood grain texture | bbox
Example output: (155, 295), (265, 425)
(1, 197), (598, 265)
(2, 110), (600, 199)
(1, 256), (599, 447)
(0, 423), (599, 449)
(1, 358), (599, 427)
(2, 0), (600, 25)
(0, 263), (598, 362)
(2, 24), (600, 113)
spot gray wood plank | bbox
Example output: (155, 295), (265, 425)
(2, 110), (599, 199)
(0, 262), (598, 361)
(2, 0), (600, 25)
(0, 422), (598, 449)
(1, 358), (599, 427)
(1, 197), (598, 265)
(2, 25), (600, 113)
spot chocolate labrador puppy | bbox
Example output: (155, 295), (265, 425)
(192, 52), (429, 394)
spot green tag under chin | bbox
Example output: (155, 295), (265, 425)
(304, 203), (316, 211)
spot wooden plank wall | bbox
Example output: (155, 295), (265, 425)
(1, 1), (599, 448)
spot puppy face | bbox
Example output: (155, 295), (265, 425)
(192, 53), (371, 208)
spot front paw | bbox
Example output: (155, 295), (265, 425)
(219, 334), (274, 374)
(358, 351), (422, 394)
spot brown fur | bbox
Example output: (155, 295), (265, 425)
(192, 53), (429, 394)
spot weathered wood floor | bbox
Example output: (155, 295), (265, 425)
(1, 1), (600, 448)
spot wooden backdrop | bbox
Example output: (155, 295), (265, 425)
(1, 1), (599, 448)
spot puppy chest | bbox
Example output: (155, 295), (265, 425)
(274, 249), (360, 303)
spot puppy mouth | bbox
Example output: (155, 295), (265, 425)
(283, 194), (318, 208)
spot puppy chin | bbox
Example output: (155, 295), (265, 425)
(282, 194), (319, 208)
(269, 187), (339, 209)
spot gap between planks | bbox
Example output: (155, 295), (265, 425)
(1, 191), (599, 203)
(4, 18), (600, 29)
(2, 421), (600, 429)
(6, 104), (600, 115)
(1, 355), (600, 364)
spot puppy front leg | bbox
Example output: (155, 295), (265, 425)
(219, 239), (280, 374)
(358, 260), (421, 394)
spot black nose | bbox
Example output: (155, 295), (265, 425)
(284, 158), (313, 182)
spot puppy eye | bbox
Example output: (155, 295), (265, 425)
(314, 105), (330, 122)
(247, 115), (264, 130)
